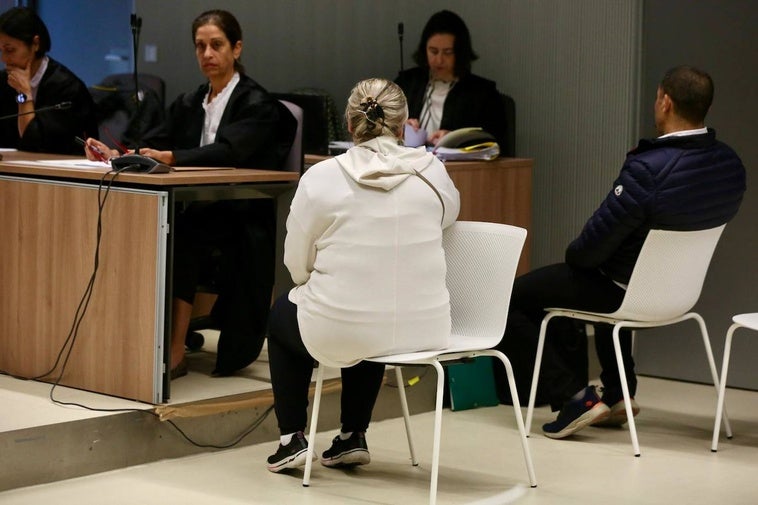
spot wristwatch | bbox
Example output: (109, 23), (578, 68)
(16, 93), (29, 104)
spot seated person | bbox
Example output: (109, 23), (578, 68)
(496, 65), (746, 439)
(395, 10), (506, 148)
(85, 9), (296, 379)
(266, 78), (460, 472)
(0, 7), (97, 153)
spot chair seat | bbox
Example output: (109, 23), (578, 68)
(712, 312), (758, 451)
(368, 335), (498, 363)
(733, 313), (758, 329)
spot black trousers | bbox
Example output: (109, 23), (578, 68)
(267, 294), (386, 435)
(494, 263), (635, 411)
(173, 199), (275, 375)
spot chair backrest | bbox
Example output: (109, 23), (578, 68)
(279, 100), (304, 174)
(443, 221), (527, 345)
(499, 93), (516, 157)
(96, 73), (166, 106)
(91, 74), (166, 149)
(612, 225), (726, 321)
(273, 92), (333, 154)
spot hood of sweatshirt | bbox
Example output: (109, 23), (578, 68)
(335, 135), (437, 191)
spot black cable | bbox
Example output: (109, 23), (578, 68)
(0, 168), (126, 381)
(0, 165), (273, 448)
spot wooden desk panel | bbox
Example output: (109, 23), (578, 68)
(305, 154), (533, 274)
(0, 177), (165, 402)
(445, 158), (532, 275)
(1, 152), (299, 403)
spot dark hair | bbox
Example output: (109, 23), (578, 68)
(660, 65), (714, 124)
(191, 9), (244, 74)
(0, 7), (51, 58)
(412, 10), (478, 77)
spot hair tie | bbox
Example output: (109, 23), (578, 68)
(359, 96), (385, 127)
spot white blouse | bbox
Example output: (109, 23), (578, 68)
(200, 72), (240, 146)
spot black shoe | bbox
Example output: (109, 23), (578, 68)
(170, 359), (188, 380)
(542, 385), (610, 439)
(267, 431), (310, 473)
(321, 431), (370, 468)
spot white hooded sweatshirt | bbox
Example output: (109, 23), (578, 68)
(285, 135), (460, 367)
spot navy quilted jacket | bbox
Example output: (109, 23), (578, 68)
(565, 129), (746, 284)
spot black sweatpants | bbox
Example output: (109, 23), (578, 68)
(494, 263), (635, 411)
(267, 294), (386, 435)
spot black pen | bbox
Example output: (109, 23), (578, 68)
(74, 136), (110, 163)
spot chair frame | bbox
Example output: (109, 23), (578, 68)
(301, 221), (537, 505)
(711, 313), (758, 451)
(524, 225), (732, 456)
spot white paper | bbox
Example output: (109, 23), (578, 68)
(5, 158), (110, 170)
(404, 124), (427, 147)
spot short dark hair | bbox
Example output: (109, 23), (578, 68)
(191, 9), (245, 74)
(412, 10), (478, 77)
(660, 65), (714, 124)
(0, 7), (51, 58)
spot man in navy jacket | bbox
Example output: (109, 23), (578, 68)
(496, 65), (746, 439)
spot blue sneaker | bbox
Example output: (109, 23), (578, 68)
(542, 386), (610, 439)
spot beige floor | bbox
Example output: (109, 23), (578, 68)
(1, 375), (757, 505)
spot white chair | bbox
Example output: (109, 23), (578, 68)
(525, 225), (732, 456)
(711, 313), (758, 451)
(303, 221), (537, 505)
(279, 100), (303, 174)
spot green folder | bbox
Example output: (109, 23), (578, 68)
(447, 356), (500, 411)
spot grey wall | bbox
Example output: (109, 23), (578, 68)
(635, 0), (758, 388)
(135, 0), (640, 267)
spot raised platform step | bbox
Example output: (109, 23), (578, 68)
(0, 360), (436, 491)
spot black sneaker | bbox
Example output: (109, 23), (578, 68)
(321, 431), (371, 468)
(542, 385), (610, 439)
(267, 431), (310, 473)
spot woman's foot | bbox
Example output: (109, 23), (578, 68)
(170, 358), (188, 380)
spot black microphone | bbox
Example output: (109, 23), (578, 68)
(0, 101), (72, 121)
(111, 13), (169, 174)
(398, 22), (405, 72)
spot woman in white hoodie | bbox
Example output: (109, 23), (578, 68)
(266, 78), (460, 473)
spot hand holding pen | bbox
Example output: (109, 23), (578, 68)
(75, 136), (118, 163)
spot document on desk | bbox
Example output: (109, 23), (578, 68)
(0, 147), (17, 161)
(4, 158), (110, 169)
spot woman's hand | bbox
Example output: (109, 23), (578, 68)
(406, 118), (421, 131)
(6, 60), (32, 97)
(428, 129), (450, 146)
(137, 147), (176, 166)
(84, 138), (119, 162)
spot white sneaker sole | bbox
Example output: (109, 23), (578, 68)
(267, 449), (315, 473)
(593, 400), (640, 427)
(321, 449), (371, 467)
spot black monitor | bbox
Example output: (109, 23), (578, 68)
(272, 92), (331, 155)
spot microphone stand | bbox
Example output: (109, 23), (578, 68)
(111, 13), (169, 173)
(398, 22), (404, 72)
(0, 101), (72, 121)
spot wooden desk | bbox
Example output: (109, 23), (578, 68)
(0, 153), (297, 403)
(305, 154), (533, 274)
